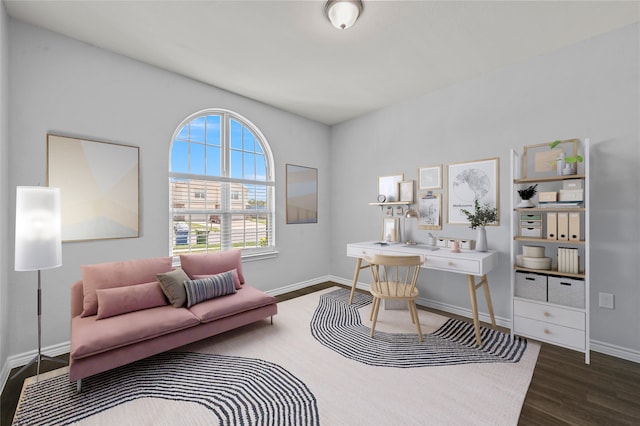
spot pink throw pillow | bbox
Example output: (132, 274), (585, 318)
(180, 251), (245, 285)
(81, 257), (173, 317)
(192, 268), (241, 290)
(96, 281), (168, 320)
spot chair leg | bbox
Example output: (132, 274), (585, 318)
(370, 297), (381, 337)
(370, 297), (379, 321)
(410, 302), (423, 342)
(407, 301), (416, 323)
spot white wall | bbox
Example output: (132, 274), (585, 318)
(330, 23), (640, 356)
(0, 1), (10, 384)
(6, 20), (331, 356)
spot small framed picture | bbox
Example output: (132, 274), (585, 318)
(378, 174), (403, 202)
(418, 165), (442, 190)
(523, 139), (578, 178)
(399, 180), (414, 203)
(382, 217), (400, 242)
(418, 193), (442, 230)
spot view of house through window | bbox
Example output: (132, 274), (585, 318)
(169, 110), (275, 256)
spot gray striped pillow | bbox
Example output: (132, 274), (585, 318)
(184, 271), (236, 308)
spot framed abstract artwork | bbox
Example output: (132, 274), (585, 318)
(418, 165), (442, 190)
(47, 134), (139, 242)
(286, 164), (318, 224)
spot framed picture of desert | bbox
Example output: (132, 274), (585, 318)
(47, 134), (140, 242)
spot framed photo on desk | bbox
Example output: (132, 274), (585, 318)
(381, 217), (399, 242)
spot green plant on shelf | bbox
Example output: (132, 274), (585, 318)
(550, 140), (584, 164)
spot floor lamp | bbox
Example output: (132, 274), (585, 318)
(12, 186), (66, 381)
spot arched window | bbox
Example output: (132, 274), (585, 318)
(169, 109), (275, 257)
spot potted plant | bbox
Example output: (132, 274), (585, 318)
(517, 184), (537, 208)
(461, 200), (497, 252)
(550, 140), (584, 175)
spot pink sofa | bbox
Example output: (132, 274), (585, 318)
(69, 251), (277, 390)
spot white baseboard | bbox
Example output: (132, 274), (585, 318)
(0, 340), (70, 395)
(590, 339), (640, 363)
(266, 275), (332, 296)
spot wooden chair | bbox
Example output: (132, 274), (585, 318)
(366, 254), (424, 341)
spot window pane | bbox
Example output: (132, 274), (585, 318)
(230, 119), (242, 150)
(230, 149), (242, 179)
(206, 115), (221, 146)
(255, 155), (266, 181)
(206, 146), (221, 176)
(190, 117), (205, 142)
(176, 125), (189, 141)
(244, 131), (256, 152)
(244, 153), (255, 180)
(190, 143), (205, 175)
(255, 142), (263, 154)
(171, 141), (189, 173)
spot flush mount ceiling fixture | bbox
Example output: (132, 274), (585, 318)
(325, 0), (363, 30)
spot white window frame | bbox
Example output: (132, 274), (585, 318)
(169, 109), (276, 260)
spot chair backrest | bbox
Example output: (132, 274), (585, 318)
(367, 254), (423, 298)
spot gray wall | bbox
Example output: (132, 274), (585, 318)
(6, 20), (331, 356)
(330, 23), (640, 355)
(0, 1), (9, 379)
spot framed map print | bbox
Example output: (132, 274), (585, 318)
(446, 157), (499, 225)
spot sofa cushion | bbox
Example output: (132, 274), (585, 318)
(81, 257), (173, 317)
(180, 251), (245, 286)
(156, 267), (190, 308)
(192, 268), (241, 290)
(71, 305), (199, 360)
(188, 285), (277, 323)
(96, 281), (168, 320)
(184, 271), (236, 308)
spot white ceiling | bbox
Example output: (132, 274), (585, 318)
(4, 1), (639, 125)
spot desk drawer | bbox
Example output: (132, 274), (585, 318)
(513, 316), (585, 350)
(513, 299), (585, 330)
(347, 246), (382, 258)
(424, 256), (480, 274)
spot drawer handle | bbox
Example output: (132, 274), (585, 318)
(543, 312), (551, 317)
(544, 329), (551, 335)
(448, 261), (454, 266)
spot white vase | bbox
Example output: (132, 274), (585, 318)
(516, 199), (535, 208)
(476, 227), (488, 252)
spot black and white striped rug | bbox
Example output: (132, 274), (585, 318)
(12, 352), (319, 426)
(311, 288), (527, 366)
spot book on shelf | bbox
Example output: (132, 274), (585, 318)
(557, 247), (579, 274)
(538, 201), (583, 208)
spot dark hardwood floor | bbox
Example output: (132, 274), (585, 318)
(2, 282), (639, 425)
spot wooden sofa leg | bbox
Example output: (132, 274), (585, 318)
(76, 379), (82, 393)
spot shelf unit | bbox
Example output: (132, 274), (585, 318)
(510, 139), (590, 364)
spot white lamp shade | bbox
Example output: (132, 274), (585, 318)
(15, 186), (62, 271)
(327, 1), (362, 30)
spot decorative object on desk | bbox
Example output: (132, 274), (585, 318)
(382, 217), (400, 242)
(447, 157), (499, 225)
(517, 184), (537, 208)
(399, 180), (414, 203)
(461, 199), (498, 252)
(404, 208), (420, 245)
(427, 232), (437, 246)
(449, 240), (461, 253)
(47, 134), (139, 241)
(418, 164), (442, 190)
(418, 192), (442, 230)
(549, 139), (583, 176)
(522, 139), (578, 178)
(13, 186), (66, 381)
(286, 164), (318, 224)
(378, 174), (403, 202)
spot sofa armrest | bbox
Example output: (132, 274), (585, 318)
(71, 280), (84, 318)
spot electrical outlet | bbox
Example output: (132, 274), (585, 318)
(599, 292), (614, 309)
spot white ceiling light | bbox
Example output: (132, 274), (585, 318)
(325, 0), (363, 30)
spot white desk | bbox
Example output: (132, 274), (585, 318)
(347, 241), (499, 345)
